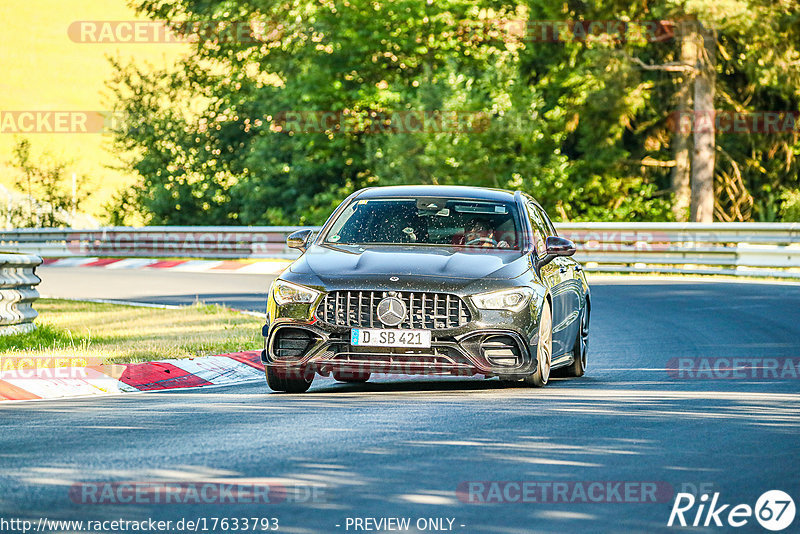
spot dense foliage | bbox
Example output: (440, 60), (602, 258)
(4, 139), (92, 228)
(107, 0), (800, 225)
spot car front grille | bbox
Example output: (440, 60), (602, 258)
(315, 291), (471, 329)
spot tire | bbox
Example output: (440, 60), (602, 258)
(524, 301), (552, 387)
(561, 304), (589, 378)
(265, 365), (313, 393)
(332, 370), (371, 383)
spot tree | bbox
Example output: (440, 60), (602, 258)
(690, 20), (715, 223)
(527, 0), (800, 222)
(8, 138), (91, 228)
(670, 19), (694, 221)
(107, 0), (799, 225)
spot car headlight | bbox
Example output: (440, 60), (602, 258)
(271, 280), (322, 305)
(470, 287), (534, 312)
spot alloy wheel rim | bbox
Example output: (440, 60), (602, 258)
(538, 305), (552, 383)
(580, 310), (589, 368)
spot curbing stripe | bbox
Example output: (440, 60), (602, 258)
(224, 351), (265, 370)
(147, 260), (190, 269)
(0, 379), (42, 401)
(212, 260), (255, 270)
(169, 260), (225, 272)
(105, 258), (161, 269)
(118, 361), (214, 391)
(235, 262), (290, 275)
(0, 366), (128, 399)
(47, 257), (99, 267)
(0, 350), (264, 401)
(168, 356), (264, 386)
(40, 257), (293, 275)
(83, 258), (124, 267)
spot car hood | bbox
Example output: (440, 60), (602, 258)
(289, 244), (529, 284)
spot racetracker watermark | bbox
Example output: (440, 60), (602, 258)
(668, 111), (800, 135)
(0, 110), (489, 135)
(69, 482), (325, 505)
(0, 356), (105, 379)
(558, 230), (672, 252)
(65, 230), (287, 256)
(666, 357), (800, 380)
(68, 20), (280, 44)
(272, 111), (489, 134)
(467, 19), (676, 44)
(457, 481), (674, 504)
(0, 517), (280, 533)
(275, 365), (483, 380)
(0, 111), (118, 134)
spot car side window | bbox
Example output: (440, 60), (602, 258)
(535, 205), (558, 236)
(525, 202), (548, 256)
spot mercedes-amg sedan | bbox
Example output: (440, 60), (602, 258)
(261, 185), (590, 392)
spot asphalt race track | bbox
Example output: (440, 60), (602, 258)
(36, 267), (271, 312)
(2, 268), (799, 533)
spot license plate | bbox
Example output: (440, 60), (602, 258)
(351, 328), (431, 348)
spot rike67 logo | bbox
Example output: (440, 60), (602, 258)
(668, 490), (795, 531)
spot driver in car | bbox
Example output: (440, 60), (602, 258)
(464, 219), (510, 248)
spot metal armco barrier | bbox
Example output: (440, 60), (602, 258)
(1, 223), (799, 278)
(0, 252), (43, 335)
(556, 222), (800, 278)
(0, 227), (316, 260)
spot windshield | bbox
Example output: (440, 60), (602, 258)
(322, 197), (523, 249)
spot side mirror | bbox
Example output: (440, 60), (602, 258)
(536, 236), (576, 268)
(287, 229), (313, 251)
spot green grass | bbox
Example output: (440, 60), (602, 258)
(0, 299), (263, 364)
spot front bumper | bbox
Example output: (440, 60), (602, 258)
(263, 278), (547, 379)
(263, 313), (540, 379)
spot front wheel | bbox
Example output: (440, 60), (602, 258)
(266, 366), (313, 393)
(524, 302), (552, 387)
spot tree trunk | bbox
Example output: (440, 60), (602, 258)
(690, 21), (716, 222)
(670, 21), (696, 222)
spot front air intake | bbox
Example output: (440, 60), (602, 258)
(272, 328), (316, 359)
(481, 335), (523, 366)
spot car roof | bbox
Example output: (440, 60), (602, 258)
(354, 185), (518, 202)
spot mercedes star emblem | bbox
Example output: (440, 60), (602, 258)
(376, 297), (407, 326)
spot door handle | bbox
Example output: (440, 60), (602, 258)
(575, 265), (582, 272)
(559, 266), (569, 274)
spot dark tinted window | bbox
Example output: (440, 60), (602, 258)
(324, 198), (521, 249)
(525, 202), (548, 255)
(535, 204), (557, 236)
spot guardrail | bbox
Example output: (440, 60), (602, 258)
(0, 252), (43, 335)
(0, 227), (315, 260)
(556, 222), (800, 278)
(1, 223), (799, 278)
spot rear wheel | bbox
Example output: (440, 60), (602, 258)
(333, 370), (371, 383)
(561, 304), (589, 378)
(265, 366), (313, 393)
(524, 302), (552, 387)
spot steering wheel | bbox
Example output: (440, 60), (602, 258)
(466, 237), (498, 246)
